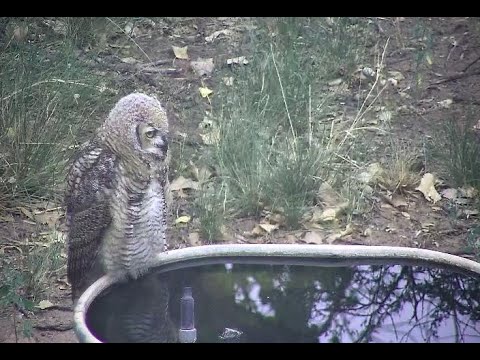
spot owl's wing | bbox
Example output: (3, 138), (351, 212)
(64, 140), (117, 300)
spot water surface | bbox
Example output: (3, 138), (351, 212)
(86, 260), (480, 343)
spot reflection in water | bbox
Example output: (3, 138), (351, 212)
(87, 274), (177, 343)
(87, 262), (480, 343)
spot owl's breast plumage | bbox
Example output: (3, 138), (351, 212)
(102, 170), (167, 279)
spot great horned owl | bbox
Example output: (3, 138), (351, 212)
(65, 93), (171, 301)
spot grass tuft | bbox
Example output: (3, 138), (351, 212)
(198, 17), (371, 230)
(436, 113), (480, 190)
(0, 35), (115, 208)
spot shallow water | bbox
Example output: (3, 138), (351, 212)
(86, 260), (480, 343)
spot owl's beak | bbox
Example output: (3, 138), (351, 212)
(156, 135), (168, 153)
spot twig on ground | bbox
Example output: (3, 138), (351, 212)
(430, 70), (480, 86)
(33, 323), (74, 332)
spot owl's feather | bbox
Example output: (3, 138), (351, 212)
(65, 140), (116, 300)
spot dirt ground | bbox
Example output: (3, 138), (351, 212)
(1, 17), (480, 343)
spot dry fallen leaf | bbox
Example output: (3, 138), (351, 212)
(416, 173), (441, 203)
(303, 222), (324, 231)
(199, 86), (213, 98)
(13, 25), (28, 42)
(464, 209), (479, 218)
(325, 224), (353, 244)
(199, 117), (220, 145)
(380, 203), (394, 210)
(310, 202), (349, 223)
(327, 78), (343, 86)
(175, 215), (191, 224)
(358, 163), (384, 185)
(226, 56), (249, 66)
(317, 182), (340, 208)
(438, 99), (453, 109)
(124, 22), (133, 34)
(251, 225), (264, 237)
(363, 228), (373, 237)
(266, 213), (286, 226)
(172, 45), (189, 60)
(304, 231), (324, 245)
(205, 29), (233, 43)
(259, 223), (278, 234)
(36, 300), (54, 310)
(190, 163), (212, 184)
(120, 57), (138, 64)
(319, 208), (337, 222)
(459, 186), (478, 198)
(188, 232), (201, 246)
(362, 67), (376, 78)
(200, 129), (220, 145)
(251, 223), (278, 237)
(190, 58), (214, 77)
(385, 226), (396, 233)
(286, 234), (298, 243)
(199, 116), (215, 128)
(223, 77), (234, 86)
(387, 78), (398, 87)
(0, 214), (14, 222)
(391, 194), (408, 208)
(426, 54), (433, 65)
(421, 222), (435, 231)
(388, 70), (405, 81)
(324, 234), (341, 244)
(170, 176), (199, 191)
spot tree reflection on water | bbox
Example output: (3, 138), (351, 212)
(87, 261), (480, 343)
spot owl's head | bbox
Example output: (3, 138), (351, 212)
(101, 93), (169, 169)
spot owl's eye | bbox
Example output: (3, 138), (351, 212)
(145, 129), (157, 139)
